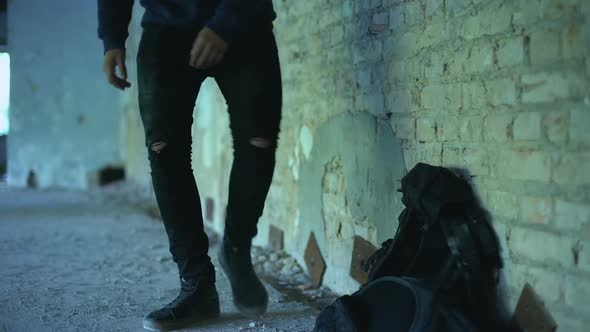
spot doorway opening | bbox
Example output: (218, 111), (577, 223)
(0, 53), (9, 182)
(0, 0), (8, 183)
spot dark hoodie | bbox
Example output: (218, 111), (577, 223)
(97, 0), (276, 53)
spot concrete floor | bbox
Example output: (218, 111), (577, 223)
(0, 187), (318, 332)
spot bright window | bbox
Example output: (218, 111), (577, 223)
(0, 53), (9, 135)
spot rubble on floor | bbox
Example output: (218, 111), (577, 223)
(251, 246), (339, 311)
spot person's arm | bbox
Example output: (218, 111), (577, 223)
(98, 0), (134, 90)
(204, 0), (268, 44)
(97, 0), (134, 54)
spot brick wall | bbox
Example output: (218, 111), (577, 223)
(274, 0), (590, 328)
(172, 0), (590, 329)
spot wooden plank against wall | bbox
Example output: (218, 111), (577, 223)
(350, 235), (377, 284)
(513, 283), (557, 332)
(304, 232), (326, 288)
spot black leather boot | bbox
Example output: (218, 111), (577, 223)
(143, 278), (220, 331)
(218, 238), (268, 317)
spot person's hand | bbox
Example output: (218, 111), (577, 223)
(190, 27), (228, 69)
(103, 48), (131, 90)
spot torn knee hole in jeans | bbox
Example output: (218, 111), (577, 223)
(151, 141), (168, 154)
(250, 137), (275, 149)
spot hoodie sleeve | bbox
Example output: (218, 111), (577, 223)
(204, 0), (268, 43)
(97, 0), (134, 53)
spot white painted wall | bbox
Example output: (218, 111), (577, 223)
(7, 1), (123, 189)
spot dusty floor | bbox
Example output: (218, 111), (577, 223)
(0, 187), (319, 332)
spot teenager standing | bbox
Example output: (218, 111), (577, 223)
(98, 1), (282, 330)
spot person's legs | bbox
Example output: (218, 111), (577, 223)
(137, 24), (219, 331)
(212, 24), (282, 317)
(214, 24), (282, 248)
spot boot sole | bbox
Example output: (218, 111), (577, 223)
(218, 250), (268, 318)
(142, 311), (220, 331)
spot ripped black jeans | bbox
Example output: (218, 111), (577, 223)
(137, 23), (282, 281)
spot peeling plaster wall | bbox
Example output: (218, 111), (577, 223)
(297, 113), (405, 292)
(7, 1), (123, 189)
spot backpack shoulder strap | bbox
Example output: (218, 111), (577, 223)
(464, 209), (503, 270)
(432, 213), (480, 293)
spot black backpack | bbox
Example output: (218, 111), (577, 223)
(313, 163), (505, 332)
